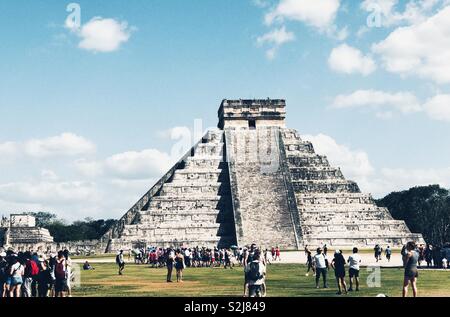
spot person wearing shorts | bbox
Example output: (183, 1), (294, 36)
(55, 251), (67, 297)
(348, 247), (361, 292)
(402, 242), (419, 297)
(9, 256), (24, 297)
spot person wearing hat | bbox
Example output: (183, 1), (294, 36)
(313, 247), (328, 289)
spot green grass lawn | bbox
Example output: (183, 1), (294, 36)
(73, 263), (450, 297)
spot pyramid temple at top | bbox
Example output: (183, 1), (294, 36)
(103, 99), (424, 252)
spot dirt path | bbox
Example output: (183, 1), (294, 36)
(73, 251), (405, 267)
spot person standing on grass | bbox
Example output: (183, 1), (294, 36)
(305, 248), (314, 277)
(166, 248), (175, 283)
(244, 251), (266, 297)
(55, 251), (67, 297)
(331, 250), (347, 295)
(116, 250), (125, 275)
(63, 249), (72, 297)
(264, 249), (271, 265)
(425, 245), (433, 268)
(224, 249), (233, 269)
(275, 247), (281, 262)
(37, 255), (51, 297)
(402, 241), (419, 297)
(313, 247), (328, 289)
(175, 249), (185, 283)
(347, 247), (361, 292)
(8, 255), (24, 297)
(22, 251), (39, 297)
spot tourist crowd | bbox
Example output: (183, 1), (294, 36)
(127, 245), (281, 269)
(0, 249), (73, 297)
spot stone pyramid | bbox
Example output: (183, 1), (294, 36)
(103, 99), (424, 252)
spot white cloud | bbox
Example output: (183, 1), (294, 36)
(265, 0), (341, 31)
(0, 180), (100, 206)
(105, 149), (174, 180)
(423, 94), (450, 122)
(332, 90), (422, 116)
(372, 6), (450, 83)
(257, 26), (295, 46)
(0, 142), (19, 160)
(328, 44), (376, 76)
(302, 134), (375, 182)
(256, 26), (295, 59)
(24, 133), (96, 158)
(76, 17), (133, 53)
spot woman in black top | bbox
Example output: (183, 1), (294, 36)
(175, 250), (185, 283)
(331, 250), (348, 295)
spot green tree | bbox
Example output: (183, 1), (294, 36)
(376, 185), (450, 246)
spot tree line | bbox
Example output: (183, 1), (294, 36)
(27, 212), (117, 243)
(376, 185), (450, 247)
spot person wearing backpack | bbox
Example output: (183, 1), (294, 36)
(116, 250), (125, 275)
(244, 251), (266, 297)
(22, 251), (39, 297)
(55, 251), (67, 297)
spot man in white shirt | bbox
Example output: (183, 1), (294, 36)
(244, 251), (266, 297)
(184, 248), (191, 267)
(313, 247), (328, 289)
(348, 247), (362, 291)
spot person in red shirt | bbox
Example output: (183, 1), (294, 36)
(275, 247), (281, 262)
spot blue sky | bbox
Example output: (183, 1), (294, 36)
(1, 0), (449, 221)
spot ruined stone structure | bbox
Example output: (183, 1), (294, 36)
(0, 214), (54, 252)
(103, 99), (424, 252)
